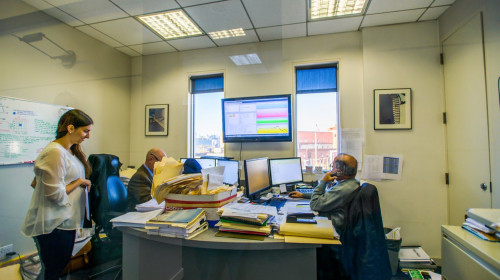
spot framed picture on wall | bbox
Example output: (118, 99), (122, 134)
(145, 104), (169, 136)
(374, 88), (412, 130)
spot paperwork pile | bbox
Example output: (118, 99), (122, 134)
(110, 209), (163, 228)
(278, 217), (339, 244)
(462, 208), (500, 242)
(146, 208), (208, 239)
(216, 203), (277, 236)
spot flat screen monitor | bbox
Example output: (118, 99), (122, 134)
(221, 94), (292, 143)
(244, 157), (270, 201)
(180, 158), (216, 170)
(269, 157), (303, 186)
(216, 159), (239, 185)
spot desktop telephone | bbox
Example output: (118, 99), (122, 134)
(286, 212), (316, 224)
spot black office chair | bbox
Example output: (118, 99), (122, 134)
(340, 183), (392, 280)
(87, 154), (127, 278)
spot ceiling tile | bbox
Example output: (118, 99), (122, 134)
(21, 0), (52, 11)
(366, 0), (433, 14)
(116, 46), (141, 56)
(243, 0), (306, 28)
(40, 6), (85, 26)
(211, 29), (259, 46)
(185, 0), (253, 33)
(432, 0), (456, 6)
(110, 0), (180, 16)
(168, 35), (216, 51)
(129, 41), (177, 55)
(362, 9), (425, 27)
(76, 25), (123, 47)
(44, 0), (128, 24)
(309, 16), (363, 36)
(256, 23), (306, 41)
(90, 17), (162, 45)
(419, 6), (450, 21)
(177, 0), (220, 7)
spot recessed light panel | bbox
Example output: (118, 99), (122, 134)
(229, 53), (262, 66)
(138, 10), (202, 40)
(310, 0), (367, 19)
(209, 28), (246, 40)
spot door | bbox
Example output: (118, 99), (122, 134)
(443, 13), (491, 226)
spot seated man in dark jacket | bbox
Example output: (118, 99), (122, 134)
(127, 148), (166, 211)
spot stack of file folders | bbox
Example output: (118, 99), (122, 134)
(145, 208), (208, 239)
(217, 207), (274, 236)
(462, 208), (500, 242)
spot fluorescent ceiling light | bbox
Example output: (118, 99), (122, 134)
(209, 28), (246, 40)
(310, 0), (367, 19)
(229, 53), (262, 66)
(138, 10), (202, 40)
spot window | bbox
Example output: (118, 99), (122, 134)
(190, 74), (224, 158)
(295, 65), (339, 170)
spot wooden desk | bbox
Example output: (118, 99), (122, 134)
(120, 227), (322, 280)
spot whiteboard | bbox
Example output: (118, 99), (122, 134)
(0, 96), (70, 165)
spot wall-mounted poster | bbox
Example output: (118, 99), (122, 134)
(374, 88), (412, 130)
(145, 104), (169, 136)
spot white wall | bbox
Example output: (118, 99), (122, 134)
(439, 0), (500, 207)
(0, 0), (131, 255)
(362, 22), (447, 257)
(130, 22), (447, 257)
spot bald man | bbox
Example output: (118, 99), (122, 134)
(127, 148), (166, 211)
(289, 153), (359, 233)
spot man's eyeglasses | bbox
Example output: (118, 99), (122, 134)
(150, 153), (160, 161)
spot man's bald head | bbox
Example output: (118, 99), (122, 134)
(145, 148), (166, 171)
(333, 153), (357, 177)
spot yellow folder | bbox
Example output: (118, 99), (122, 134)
(279, 219), (335, 240)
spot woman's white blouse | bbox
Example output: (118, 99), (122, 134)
(22, 142), (86, 237)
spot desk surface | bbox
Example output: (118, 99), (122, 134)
(120, 226), (323, 250)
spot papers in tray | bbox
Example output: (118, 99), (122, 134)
(136, 198), (165, 212)
(399, 247), (431, 262)
(111, 209), (163, 228)
(146, 208), (208, 239)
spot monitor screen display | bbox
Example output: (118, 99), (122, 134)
(221, 94), (292, 142)
(269, 157), (303, 186)
(216, 159), (239, 185)
(180, 158), (216, 170)
(244, 157), (270, 201)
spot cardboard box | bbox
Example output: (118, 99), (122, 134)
(164, 188), (237, 208)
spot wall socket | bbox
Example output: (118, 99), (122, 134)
(0, 244), (14, 260)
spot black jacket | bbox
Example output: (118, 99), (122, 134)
(340, 183), (392, 280)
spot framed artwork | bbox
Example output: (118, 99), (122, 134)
(374, 88), (412, 130)
(145, 104), (169, 136)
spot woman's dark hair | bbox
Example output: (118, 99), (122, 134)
(56, 109), (93, 176)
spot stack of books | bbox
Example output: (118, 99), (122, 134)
(216, 204), (278, 237)
(145, 208), (208, 239)
(463, 208), (500, 242)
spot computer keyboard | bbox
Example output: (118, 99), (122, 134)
(296, 188), (313, 194)
(263, 197), (287, 211)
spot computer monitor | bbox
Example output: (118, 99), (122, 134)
(244, 157), (271, 201)
(196, 158), (216, 169)
(216, 159), (239, 185)
(269, 157), (303, 186)
(179, 158), (216, 169)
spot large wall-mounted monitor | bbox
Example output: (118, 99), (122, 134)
(269, 157), (303, 186)
(244, 157), (270, 201)
(221, 94), (292, 143)
(216, 159), (240, 185)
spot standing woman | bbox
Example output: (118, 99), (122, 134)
(22, 109), (93, 280)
